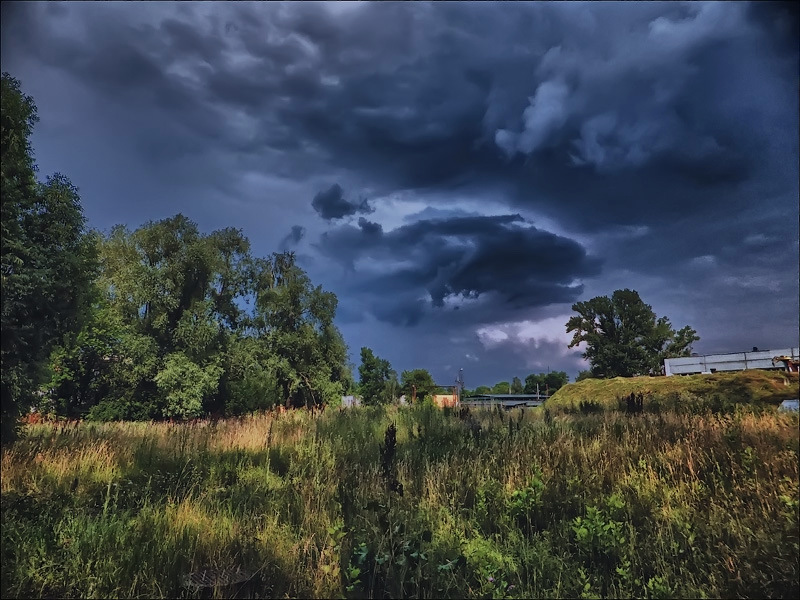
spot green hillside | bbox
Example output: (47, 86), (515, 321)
(547, 370), (799, 412)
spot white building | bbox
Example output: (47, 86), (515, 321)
(664, 347), (800, 376)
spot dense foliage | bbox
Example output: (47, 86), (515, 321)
(399, 369), (437, 403)
(42, 217), (352, 420)
(467, 372), (570, 397)
(524, 371), (569, 394)
(567, 289), (699, 378)
(1, 73), (97, 443)
(357, 347), (398, 405)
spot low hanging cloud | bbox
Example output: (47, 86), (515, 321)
(279, 225), (305, 250)
(318, 213), (602, 326)
(311, 183), (374, 221)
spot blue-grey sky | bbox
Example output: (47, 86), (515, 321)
(2, 1), (798, 387)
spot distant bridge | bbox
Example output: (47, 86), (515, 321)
(460, 393), (547, 409)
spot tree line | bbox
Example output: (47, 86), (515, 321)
(469, 371), (570, 397)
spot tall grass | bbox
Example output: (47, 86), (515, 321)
(2, 403), (798, 598)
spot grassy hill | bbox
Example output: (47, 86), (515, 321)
(547, 369), (799, 412)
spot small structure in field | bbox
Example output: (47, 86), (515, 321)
(432, 391), (459, 408)
(778, 399), (799, 412)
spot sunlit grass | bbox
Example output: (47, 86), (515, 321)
(2, 401), (798, 598)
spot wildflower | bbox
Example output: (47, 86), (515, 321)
(487, 576), (495, 583)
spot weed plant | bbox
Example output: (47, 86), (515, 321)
(2, 401), (798, 599)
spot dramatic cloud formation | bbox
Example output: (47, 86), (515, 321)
(2, 1), (797, 385)
(311, 183), (373, 221)
(318, 213), (600, 326)
(279, 225), (305, 250)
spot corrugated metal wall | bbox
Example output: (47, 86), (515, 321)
(665, 347), (800, 376)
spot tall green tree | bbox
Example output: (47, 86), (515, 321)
(524, 374), (542, 394)
(252, 251), (350, 409)
(1, 73), (97, 442)
(545, 371), (569, 392)
(566, 289), (699, 378)
(400, 368), (437, 402)
(358, 347), (395, 405)
(510, 376), (524, 394)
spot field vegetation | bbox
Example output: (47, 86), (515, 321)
(2, 395), (798, 599)
(548, 370), (799, 412)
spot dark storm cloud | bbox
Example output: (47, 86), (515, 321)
(4, 3), (794, 227)
(311, 184), (373, 221)
(279, 225), (305, 250)
(1, 1), (797, 381)
(318, 214), (601, 326)
(356, 217), (382, 236)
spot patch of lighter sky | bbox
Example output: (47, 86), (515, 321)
(324, 1), (369, 17)
(441, 292), (484, 310)
(321, 74), (342, 87)
(352, 256), (420, 274)
(364, 195), (433, 231)
(743, 233), (769, 246)
(163, 60), (208, 90)
(476, 328), (510, 345)
(368, 192), (524, 233)
(718, 274), (783, 293)
(477, 314), (579, 354)
(689, 255), (718, 268)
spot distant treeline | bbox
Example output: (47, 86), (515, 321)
(467, 372), (570, 397)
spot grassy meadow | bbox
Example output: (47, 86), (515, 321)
(2, 385), (799, 599)
(546, 370), (799, 412)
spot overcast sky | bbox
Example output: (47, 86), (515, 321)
(2, 1), (798, 387)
